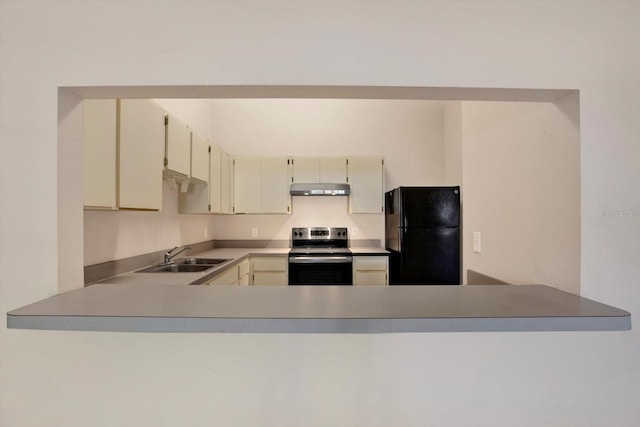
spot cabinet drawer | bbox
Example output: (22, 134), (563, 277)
(253, 271), (288, 286)
(354, 271), (387, 286)
(252, 256), (287, 272)
(208, 266), (238, 286)
(354, 256), (388, 271)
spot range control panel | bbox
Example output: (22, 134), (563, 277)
(291, 227), (349, 241)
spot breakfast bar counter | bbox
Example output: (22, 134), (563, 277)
(7, 284), (630, 333)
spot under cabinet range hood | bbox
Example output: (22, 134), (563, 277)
(290, 183), (351, 196)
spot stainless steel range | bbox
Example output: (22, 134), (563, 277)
(288, 227), (353, 285)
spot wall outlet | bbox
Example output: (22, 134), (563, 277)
(473, 232), (482, 253)
(251, 227), (258, 238)
(204, 228), (208, 239)
(352, 227), (358, 236)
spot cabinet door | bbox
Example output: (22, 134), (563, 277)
(251, 256), (288, 285)
(190, 133), (209, 183)
(353, 256), (389, 286)
(118, 100), (164, 210)
(260, 157), (290, 214)
(84, 99), (117, 209)
(233, 157), (261, 213)
(253, 272), (288, 286)
(292, 157), (320, 183)
(209, 266), (238, 286)
(321, 157), (348, 183)
(220, 152), (233, 214)
(348, 157), (384, 214)
(209, 145), (222, 213)
(354, 271), (388, 286)
(165, 114), (191, 177)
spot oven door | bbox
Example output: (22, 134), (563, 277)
(288, 255), (353, 285)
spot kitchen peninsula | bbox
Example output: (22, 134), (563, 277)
(7, 275), (630, 334)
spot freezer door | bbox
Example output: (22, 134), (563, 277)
(390, 227), (460, 285)
(399, 187), (460, 228)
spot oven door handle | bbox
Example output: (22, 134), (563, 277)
(289, 256), (352, 264)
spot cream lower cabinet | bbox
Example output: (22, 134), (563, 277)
(250, 256), (288, 286)
(237, 259), (250, 285)
(208, 259), (251, 286)
(353, 256), (389, 286)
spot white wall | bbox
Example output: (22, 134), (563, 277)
(2, 2), (639, 426)
(460, 98), (581, 293)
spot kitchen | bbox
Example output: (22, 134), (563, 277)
(3, 2), (639, 426)
(83, 93), (580, 293)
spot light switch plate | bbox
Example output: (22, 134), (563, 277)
(473, 232), (481, 253)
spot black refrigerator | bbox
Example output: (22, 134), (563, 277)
(385, 186), (461, 285)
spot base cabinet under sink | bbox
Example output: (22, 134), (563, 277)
(208, 259), (250, 286)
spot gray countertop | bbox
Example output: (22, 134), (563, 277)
(7, 284), (630, 333)
(96, 247), (389, 287)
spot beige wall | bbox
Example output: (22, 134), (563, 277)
(460, 97), (581, 293)
(84, 182), (218, 265)
(2, 2), (639, 426)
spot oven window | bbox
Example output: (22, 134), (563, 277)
(288, 261), (353, 285)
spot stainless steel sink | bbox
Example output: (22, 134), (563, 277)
(175, 258), (230, 265)
(136, 264), (214, 273)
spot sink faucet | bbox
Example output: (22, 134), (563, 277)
(164, 246), (192, 264)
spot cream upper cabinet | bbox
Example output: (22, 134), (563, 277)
(118, 99), (164, 210)
(190, 132), (209, 183)
(220, 152), (233, 214)
(205, 145), (233, 214)
(291, 157), (347, 184)
(348, 156), (384, 214)
(233, 157), (261, 213)
(320, 157), (348, 183)
(291, 157), (320, 183)
(84, 99), (117, 210)
(164, 114), (191, 178)
(233, 156), (290, 214)
(208, 145), (222, 213)
(260, 157), (290, 214)
(178, 142), (232, 214)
